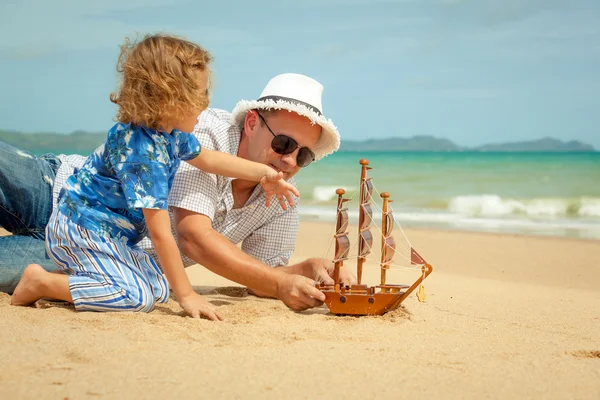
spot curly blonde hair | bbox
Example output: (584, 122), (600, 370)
(110, 33), (213, 131)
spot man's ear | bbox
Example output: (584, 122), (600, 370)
(242, 110), (259, 138)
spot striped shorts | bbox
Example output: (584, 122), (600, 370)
(46, 211), (169, 312)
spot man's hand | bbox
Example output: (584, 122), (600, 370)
(293, 258), (357, 286)
(276, 274), (325, 311)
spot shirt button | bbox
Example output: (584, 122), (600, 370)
(216, 216), (224, 222)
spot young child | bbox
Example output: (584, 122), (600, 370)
(10, 34), (299, 321)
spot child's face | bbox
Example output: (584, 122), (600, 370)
(175, 110), (201, 134)
(173, 69), (209, 133)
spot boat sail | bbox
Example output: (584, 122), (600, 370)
(317, 159), (433, 316)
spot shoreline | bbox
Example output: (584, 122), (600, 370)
(297, 218), (600, 244)
(298, 209), (600, 241)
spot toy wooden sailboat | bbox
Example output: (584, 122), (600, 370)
(316, 159), (433, 316)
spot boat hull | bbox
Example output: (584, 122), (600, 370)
(319, 286), (408, 316)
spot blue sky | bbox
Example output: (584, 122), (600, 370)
(0, 0), (598, 148)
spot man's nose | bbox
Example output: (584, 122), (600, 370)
(280, 148), (299, 168)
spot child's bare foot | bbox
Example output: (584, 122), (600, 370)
(11, 264), (49, 306)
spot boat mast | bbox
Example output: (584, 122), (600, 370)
(380, 192), (392, 285)
(357, 159), (371, 285)
(332, 188), (347, 290)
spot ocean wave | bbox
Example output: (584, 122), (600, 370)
(299, 205), (600, 227)
(448, 195), (600, 217)
(311, 186), (358, 202)
(579, 198), (600, 217)
(298, 205), (600, 239)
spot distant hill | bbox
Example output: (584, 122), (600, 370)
(0, 130), (105, 155)
(340, 135), (461, 152)
(0, 129), (596, 154)
(340, 136), (596, 152)
(474, 137), (595, 152)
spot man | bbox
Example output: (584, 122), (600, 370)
(0, 73), (354, 311)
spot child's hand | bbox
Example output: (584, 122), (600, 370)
(178, 292), (223, 321)
(260, 169), (300, 210)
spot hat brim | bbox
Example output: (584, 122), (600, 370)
(230, 99), (340, 161)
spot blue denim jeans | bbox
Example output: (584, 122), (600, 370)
(0, 141), (61, 293)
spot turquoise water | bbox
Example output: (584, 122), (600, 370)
(295, 152), (600, 239)
(23, 145), (600, 239)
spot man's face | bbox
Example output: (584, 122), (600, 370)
(243, 110), (321, 180)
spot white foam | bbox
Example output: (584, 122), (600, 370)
(298, 204), (600, 239)
(525, 199), (569, 216)
(312, 186), (357, 203)
(298, 205), (339, 221)
(449, 195), (524, 216)
(448, 195), (600, 218)
(579, 197), (600, 217)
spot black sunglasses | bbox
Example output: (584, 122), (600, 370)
(256, 112), (316, 168)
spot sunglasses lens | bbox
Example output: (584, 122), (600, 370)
(297, 148), (315, 167)
(271, 135), (295, 155)
(271, 135), (315, 167)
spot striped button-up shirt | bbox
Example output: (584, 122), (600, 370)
(53, 108), (299, 268)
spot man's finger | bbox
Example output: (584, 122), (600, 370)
(341, 270), (358, 285)
(319, 271), (334, 285)
(191, 309), (201, 319)
(302, 280), (326, 302)
(322, 260), (335, 274)
(277, 194), (287, 210)
(290, 294), (320, 311)
(299, 292), (324, 309)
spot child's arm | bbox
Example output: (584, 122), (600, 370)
(186, 149), (300, 210)
(142, 208), (222, 321)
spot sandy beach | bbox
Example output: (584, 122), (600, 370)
(0, 223), (599, 399)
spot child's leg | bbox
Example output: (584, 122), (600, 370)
(46, 212), (169, 312)
(10, 264), (72, 306)
(133, 244), (171, 305)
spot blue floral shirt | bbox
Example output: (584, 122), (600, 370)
(57, 122), (201, 246)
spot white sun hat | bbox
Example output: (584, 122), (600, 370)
(230, 73), (340, 160)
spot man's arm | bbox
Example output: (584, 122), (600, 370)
(239, 208), (356, 295)
(249, 259), (356, 298)
(172, 207), (325, 311)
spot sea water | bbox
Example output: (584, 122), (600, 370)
(295, 152), (600, 239)
(20, 143), (600, 239)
